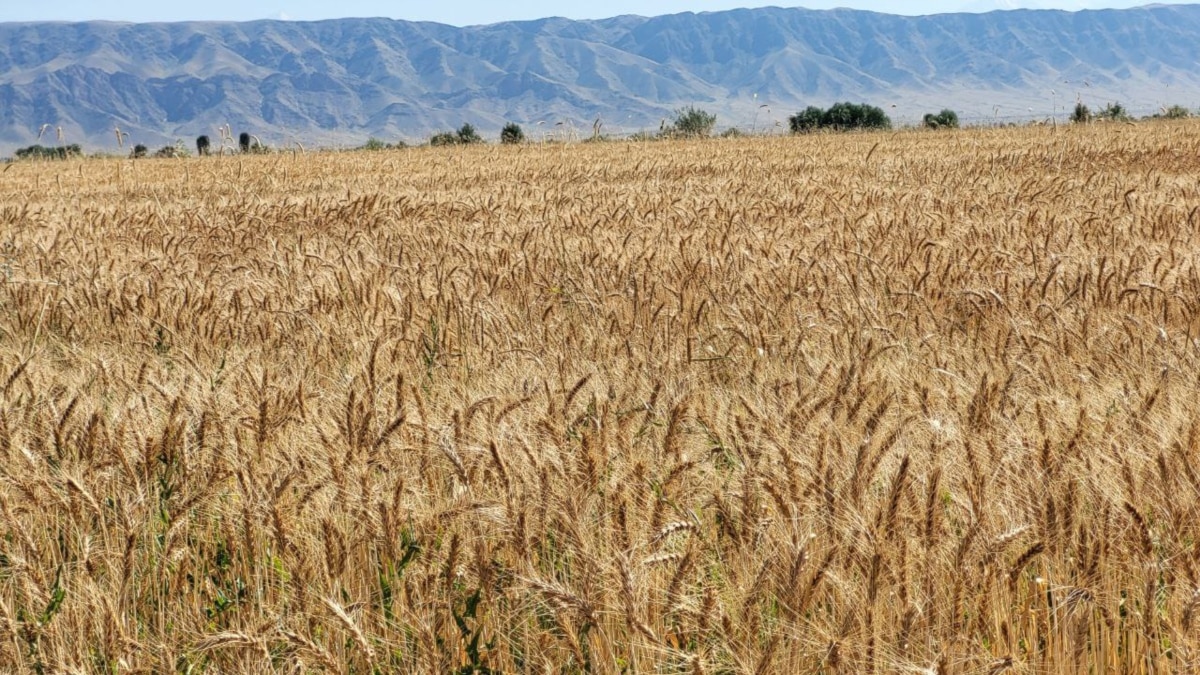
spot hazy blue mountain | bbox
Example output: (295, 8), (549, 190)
(1, 5), (1199, 151)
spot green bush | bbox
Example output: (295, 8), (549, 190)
(1071, 102), (1092, 124)
(1162, 104), (1192, 119)
(360, 138), (406, 151)
(500, 123), (525, 145)
(788, 106), (825, 133)
(432, 124), (485, 147)
(131, 144), (148, 159)
(788, 103), (891, 133)
(456, 123), (483, 144)
(1096, 102), (1130, 122)
(922, 109), (959, 129)
(666, 106), (717, 138)
(14, 144), (82, 160)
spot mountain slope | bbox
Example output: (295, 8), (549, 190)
(1, 6), (1199, 150)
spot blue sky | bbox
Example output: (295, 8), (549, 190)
(0, 1), (1188, 25)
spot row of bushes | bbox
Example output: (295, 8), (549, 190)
(12, 102), (1195, 160)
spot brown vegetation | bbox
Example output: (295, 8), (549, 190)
(2, 122), (1200, 673)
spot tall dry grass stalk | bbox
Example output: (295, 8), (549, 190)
(1, 121), (1200, 672)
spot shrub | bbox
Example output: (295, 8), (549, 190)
(666, 106), (717, 138)
(788, 103), (891, 133)
(788, 106), (825, 134)
(430, 124), (486, 147)
(720, 127), (745, 138)
(131, 144), (148, 159)
(360, 138), (405, 151)
(822, 102), (891, 131)
(14, 144), (82, 160)
(1162, 104), (1191, 119)
(1071, 102), (1092, 124)
(196, 135), (211, 156)
(922, 109), (959, 129)
(1096, 102), (1130, 122)
(500, 123), (525, 145)
(154, 144), (189, 159)
(456, 124), (483, 145)
(239, 132), (251, 153)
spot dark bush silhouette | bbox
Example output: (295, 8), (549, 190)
(1096, 102), (1130, 122)
(1161, 104), (1192, 119)
(789, 103), (891, 133)
(14, 144), (82, 160)
(154, 144), (188, 159)
(923, 109), (960, 129)
(132, 144), (148, 159)
(500, 123), (525, 145)
(430, 124), (485, 147)
(1071, 103), (1092, 124)
(196, 135), (211, 156)
(788, 106), (825, 133)
(239, 133), (251, 153)
(456, 124), (483, 144)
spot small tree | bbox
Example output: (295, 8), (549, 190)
(668, 106), (717, 138)
(1071, 102), (1091, 124)
(922, 109), (959, 129)
(239, 132), (251, 153)
(132, 144), (148, 159)
(430, 132), (458, 147)
(500, 123), (525, 145)
(789, 106), (825, 134)
(456, 124), (483, 144)
(196, 135), (211, 156)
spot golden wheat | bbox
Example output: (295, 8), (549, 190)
(1, 121), (1200, 673)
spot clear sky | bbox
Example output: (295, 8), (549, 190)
(0, 1), (1189, 26)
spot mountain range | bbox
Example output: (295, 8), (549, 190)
(1, 5), (1199, 152)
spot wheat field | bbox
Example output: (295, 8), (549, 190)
(2, 123), (1200, 674)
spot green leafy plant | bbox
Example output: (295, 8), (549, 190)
(1161, 104), (1192, 119)
(666, 106), (717, 139)
(923, 109), (960, 129)
(500, 123), (525, 145)
(788, 106), (825, 133)
(788, 102), (891, 133)
(1096, 102), (1130, 122)
(1071, 102), (1092, 124)
(14, 144), (82, 161)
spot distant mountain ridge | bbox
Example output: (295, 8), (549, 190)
(2, 5), (1200, 151)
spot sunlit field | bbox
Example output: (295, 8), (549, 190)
(3, 122), (1200, 673)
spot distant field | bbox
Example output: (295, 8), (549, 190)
(3, 124), (1200, 673)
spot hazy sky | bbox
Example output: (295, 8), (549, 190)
(0, 1), (1189, 25)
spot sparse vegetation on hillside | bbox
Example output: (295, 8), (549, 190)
(3, 125), (1200, 673)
